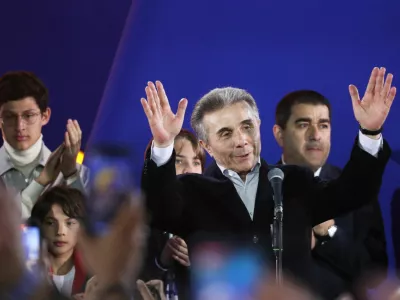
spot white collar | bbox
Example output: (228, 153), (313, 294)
(3, 135), (43, 167)
(217, 156), (261, 177)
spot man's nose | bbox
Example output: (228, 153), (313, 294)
(308, 125), (321, 141)
(16, 116), (26, 130)
(234, 130), (248, 147)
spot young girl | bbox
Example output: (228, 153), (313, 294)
(30, 185), (89, 298)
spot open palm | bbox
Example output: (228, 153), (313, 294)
(349, 67), (396, 131)
(141, 81), (187, 147)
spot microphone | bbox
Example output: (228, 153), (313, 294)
(268, 168), (285, 286)
(268, 168), (284, 208)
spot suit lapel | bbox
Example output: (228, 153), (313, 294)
(204, 162), (252, 226)
(253, 160), (274, 227)
(318, 165), (329, 180)
(318, 164), (338, 181)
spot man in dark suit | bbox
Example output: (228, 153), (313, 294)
(391, 188), (400, 279)
(140, 67), (395, 299)
(272, 90), (388, 299)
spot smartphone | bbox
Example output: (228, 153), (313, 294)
(21, 224), (41, 273)
(191, 242), (265, 300)
(84, 144), (135, 236)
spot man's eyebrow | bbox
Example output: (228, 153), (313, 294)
(216, 126), (232, 135)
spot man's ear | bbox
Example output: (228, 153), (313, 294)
(41, 108), (51, 126)
(273, 124), (284, 147)
(200, 140), (213, 158)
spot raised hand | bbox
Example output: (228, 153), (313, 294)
(61, 119), (82, 177)
(36, 144), (65, 186)
(78, 195), (146, 291)
(349, 67), (396, 132)
(141, 81), (187, 147)
(0, 186), (24, 287)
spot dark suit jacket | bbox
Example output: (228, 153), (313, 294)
(141, 138), (390, 299)
(139, 228), (168, 282)
(391, 188), (400, 279)
(295, 163), (387, 300)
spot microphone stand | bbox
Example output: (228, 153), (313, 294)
(272, 201), (283, 286)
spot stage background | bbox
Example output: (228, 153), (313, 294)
(1, 0), (399, 278)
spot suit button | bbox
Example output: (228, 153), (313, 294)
(253, 235), (259, 244)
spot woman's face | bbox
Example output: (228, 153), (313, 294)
(174, 139), (203, 175)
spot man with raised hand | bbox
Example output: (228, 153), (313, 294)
(141, 67), (394, 298)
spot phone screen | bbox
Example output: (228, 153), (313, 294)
(21, 225), (41, 273)
(84, 144), (135, 236)
(191, 242), (265, 300)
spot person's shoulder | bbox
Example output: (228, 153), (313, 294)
(280, 164), (314, 178)
(177, 172), (218, 184)
(267, 164), (315, 189)
(321, 163), (342, 179)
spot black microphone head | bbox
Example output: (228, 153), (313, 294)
(268, 168), (284, 182)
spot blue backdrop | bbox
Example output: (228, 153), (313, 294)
(1, 0), (399, 277)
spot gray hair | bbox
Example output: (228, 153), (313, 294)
(190, 87), (260, 142)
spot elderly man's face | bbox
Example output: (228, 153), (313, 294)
(201, 102), (261, 178)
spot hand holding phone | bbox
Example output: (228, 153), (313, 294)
(21, 225), (41, 273)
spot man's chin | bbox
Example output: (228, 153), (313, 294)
(50, 248), (72, 256)
(304, 161), (324, 173)
(233, 161), (257, 174)
(11, 141), (32, 151)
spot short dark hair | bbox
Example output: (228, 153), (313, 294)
(30, 186), (86, 224)
(275, 90), (331, 129)
(144, 129), (206, 171)
(0, 71), (49, 112)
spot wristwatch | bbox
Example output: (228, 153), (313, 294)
(327, 225), (338, 238)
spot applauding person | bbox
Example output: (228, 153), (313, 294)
(0, 71), (89, 219)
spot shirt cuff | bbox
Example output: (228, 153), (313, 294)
(358, 130), (383, 157)
(151, 141), (174, 167)
(155, 256), (169, 272)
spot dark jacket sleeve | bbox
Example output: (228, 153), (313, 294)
(312, 200), (388, 287)
(309, 137), (390, 226)
(391, 188), (400, 279)
(139, 229), (169, 281)
(141, 148), (187, 236)
(354, 200), (388, 287)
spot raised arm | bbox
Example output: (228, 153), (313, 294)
(140, 81), (188, 233)
(310, 67), (395, 225)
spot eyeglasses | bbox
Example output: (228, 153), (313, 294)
(0, 112), (42, 127)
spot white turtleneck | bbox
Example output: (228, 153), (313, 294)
(4, 135), (43, 178)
